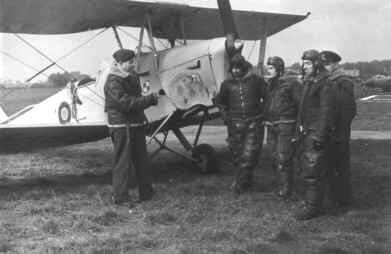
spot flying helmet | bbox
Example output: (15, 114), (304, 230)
(267, 56), (285, 75)
(301, 49), (320, 62)
(229, 53), (247, 71)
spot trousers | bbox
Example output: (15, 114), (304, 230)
(110, 127), (153, 200)
(299, 131), (329, 208)
(226, 120), (263, 187)
(268, 123), (296, 192)
(327, 129), (352, 205)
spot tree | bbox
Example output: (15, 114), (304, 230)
(47, 72), (91, 87)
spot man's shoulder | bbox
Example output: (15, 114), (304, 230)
(280, 76), (301, 87)
(245, 73), (267, 85)
(333, 75), (354, 85)
(105, 74), (128, 91)
(330, 68), (354, 82)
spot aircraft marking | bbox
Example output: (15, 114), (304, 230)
(58, 102), (72, 124)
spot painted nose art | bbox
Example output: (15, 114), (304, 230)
(168, 73), (209, 109)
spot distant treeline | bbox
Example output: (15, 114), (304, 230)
(0, 71), (91, 88)
(33, 71), (91, 88)
(341, 60), (391, 79)
(3, 60), (391, 88)
(288, 59), (391, 79)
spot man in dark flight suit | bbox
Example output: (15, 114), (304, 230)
(104, 49), (159, 206)
(215, 54), (267, 194)
(295, 50), (336, 220)
(263, 56), (302, 199)
(320, 50), (357, 207)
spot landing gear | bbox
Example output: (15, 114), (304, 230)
(148, 105), (220, 173)
(149, 128), (219, 174)
(192, 143), (218, 173)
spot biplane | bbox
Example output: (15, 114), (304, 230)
(362, 74), (391, 92)
(0, 0), (308, 172)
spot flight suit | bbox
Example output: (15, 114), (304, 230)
(263, 76), (302, 198)
(297, 71), (336, 215)
(216, 65), (267, 193)
(104, 66), (158, 203)
(327, 68), (357, 206)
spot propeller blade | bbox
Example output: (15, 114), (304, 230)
(216, 0), (238, 39)
(216, 0), (243, 57)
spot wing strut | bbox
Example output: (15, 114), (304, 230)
(257, 21), (268, 75)
(136, 21), (146, 72)
(111, 26), (123, 49)
(147, 111), (175, 144)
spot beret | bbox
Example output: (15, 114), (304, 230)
(113, 49), (135, 63)
(320, 50), (341, 64)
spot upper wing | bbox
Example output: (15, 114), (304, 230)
(0, 0), (308, 40)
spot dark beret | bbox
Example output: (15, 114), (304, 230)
(320, 50), (341, 64)
(113, 49), (135, 63)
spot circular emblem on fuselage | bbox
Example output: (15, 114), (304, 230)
(58, 102), (71, 124)
(142, 81), (151, 94)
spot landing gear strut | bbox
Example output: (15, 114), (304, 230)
(149, 106), (219, 173)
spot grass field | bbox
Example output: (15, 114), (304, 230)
(0, 139), (390, 253)
(0, 87), (391, 253)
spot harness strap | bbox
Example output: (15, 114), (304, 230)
(262, 119), (297, 145)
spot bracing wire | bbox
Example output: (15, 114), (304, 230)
(117, 26), (168, 50)
(0, 50), (49, 78)
(156, 38), (169, 50)
(117, 27), (140, 43)
(55, 28), (109, 64)
(13, 33), (69, 73)
(25, 27), (109, 83)
(12, 30), (109, 101)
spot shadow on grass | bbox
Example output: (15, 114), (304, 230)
(0, 172), (112, 196)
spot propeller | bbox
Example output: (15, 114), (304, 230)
(216, 0), (243, 58)
(216, 0), (238, 39)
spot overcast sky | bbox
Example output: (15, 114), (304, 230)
(1, 0), (391, 82)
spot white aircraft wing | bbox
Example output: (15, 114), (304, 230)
(0, 0), (308, 40)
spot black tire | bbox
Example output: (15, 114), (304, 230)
(192, 144), (219, 173)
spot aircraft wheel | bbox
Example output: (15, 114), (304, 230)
(192, 144), (219, 174)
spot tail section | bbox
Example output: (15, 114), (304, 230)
(0, 106), (8, 123)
